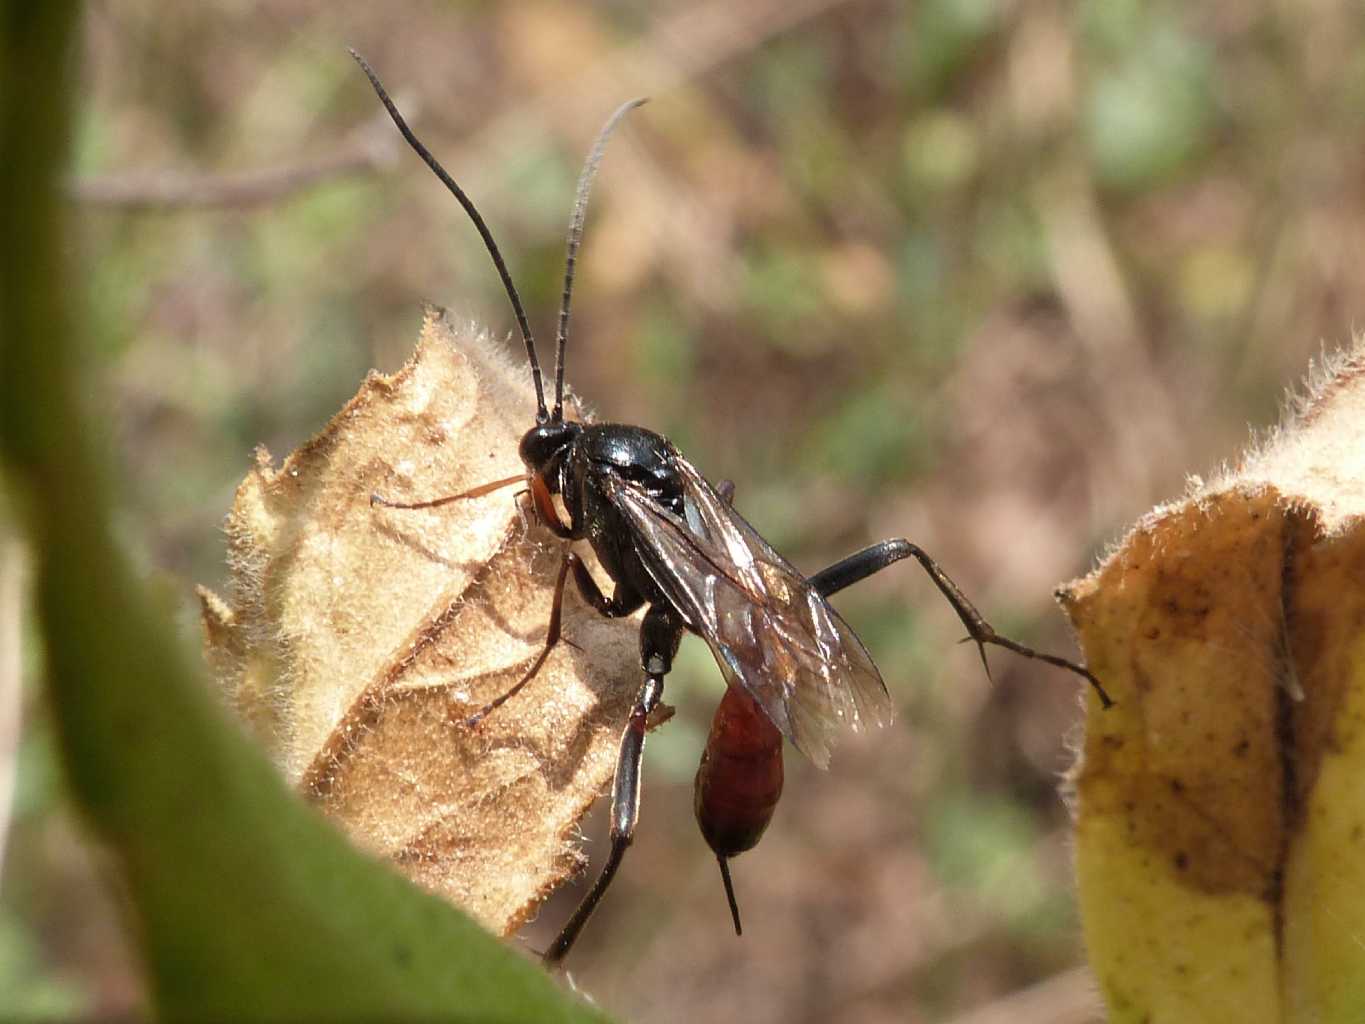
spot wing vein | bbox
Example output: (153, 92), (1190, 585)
(602, 460), (894, 768)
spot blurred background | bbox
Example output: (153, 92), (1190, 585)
(6, 0), (1365, 1020)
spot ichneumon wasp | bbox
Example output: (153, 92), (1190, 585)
(350, 49), (1112, 966)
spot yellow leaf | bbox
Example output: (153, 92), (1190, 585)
(1059, 345), (1365, 1023)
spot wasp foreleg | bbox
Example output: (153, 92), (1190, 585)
(464, 555), (574, 727)
(370, 472), (524, 511)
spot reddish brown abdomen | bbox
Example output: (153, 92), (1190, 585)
(694, 685), (785, 858)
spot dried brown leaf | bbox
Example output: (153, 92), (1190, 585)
(199, 307), (640, 935)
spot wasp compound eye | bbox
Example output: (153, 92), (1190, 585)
(519, 421), (580, 474)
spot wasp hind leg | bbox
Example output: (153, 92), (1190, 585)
(809, 539), (1113, 708)
(542, 603), (683, 966)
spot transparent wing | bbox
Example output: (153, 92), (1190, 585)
(603, 459), (894, 768)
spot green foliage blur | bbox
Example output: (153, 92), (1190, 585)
(6, 1), (1365, 1021)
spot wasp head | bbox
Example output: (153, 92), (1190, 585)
(519, 420), (581, 489)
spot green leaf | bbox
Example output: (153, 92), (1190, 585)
(0, 8), (609, 1022)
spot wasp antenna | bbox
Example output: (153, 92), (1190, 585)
(349, 48), (549, 421)
(717, 855), (743, 936)
(552, 97), (647, 421)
